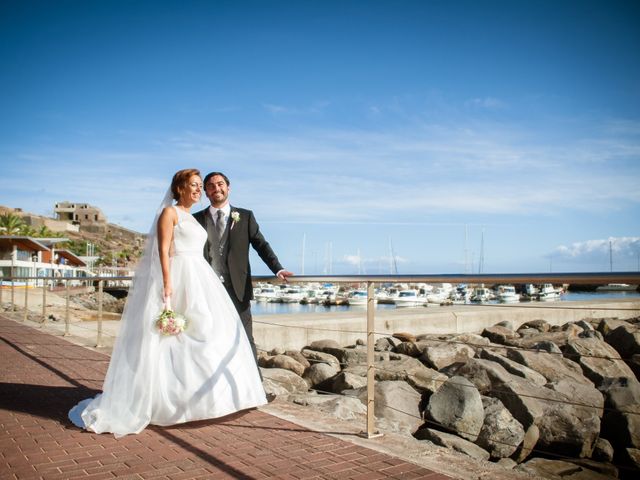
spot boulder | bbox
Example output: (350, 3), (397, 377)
(479, 349), (547, 386)
(265, 354), (306, 377)
(394, 341), (425, 357)
(328, 371), (368, 393)
(420, 343), (475, 370)
(517, 458), (614, 480)
(495, 320), (514, 330)
(300, 348), (341, 370)
(345, 356), (447, 395)
(455, 359), (600, 457)
(284, 350), (311, 369)
(518, 319), (551, 333)
(414, 428), (490, 461)
(375, 337), (395, 351)
(393, 332), (417, 343)
(507, 348), (591, 385)
(481, 325), (519, 345)
(564, 337), (636, 387)
(269, 346), (285, 355)
(601, 405), (640, 449)
(348, 380), (422, 433)
(450, 333), (490, 348)
(426, 376), (484, 441)
(308, 339), (341, 351)
(628, 354), (640, 380)
(476, 396), (524, 459)
(322, 346), (390, 367)
(597, 318), (633, 337)
(605, 324), (640, 358)
(530, 340), (563, 354)
(508, 330), (581, 350)
(513, 424), (540, 463)
(303, 362), (339, 388)
(260, 367), (309, 395)
(546, 379), (604, 417)
(592, 437), (614, 463)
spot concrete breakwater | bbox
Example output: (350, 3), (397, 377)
(258, 312), (640, 479)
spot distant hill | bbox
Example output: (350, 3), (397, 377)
(0, 205), (146, 267)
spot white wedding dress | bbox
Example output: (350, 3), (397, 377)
(69, 205), (266, 437)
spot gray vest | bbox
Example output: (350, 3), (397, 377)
(205, 212), (230, 278)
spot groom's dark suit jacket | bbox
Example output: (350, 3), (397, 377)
(193, 206), (283, 308)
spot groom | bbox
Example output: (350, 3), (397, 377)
(194, 171), (293, 363)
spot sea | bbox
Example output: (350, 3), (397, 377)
(251, 290), (640, 316)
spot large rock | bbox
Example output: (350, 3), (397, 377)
(564, 337), (636, 387)
(322, 346), (390, 367)
(605, 324), (640, 358)
(600, 378), (640, 449)
(345, 356), (447, 395)
(328, 371), (368, 393)
(476, 396), (524, 459)
(300, 348), (341, 370)
(348, 380), (422, 433)
(450, 333), (490, 348)
(507, 348), (591, 385)
(546, 379), (604, 418)
(260, 367), (308, 395)
(284, 350), (311, 369)
(479, 349), (547, 386)
(426, 376), (484, 441)
(303, 362), (339, 388)
(308, 339), (341, 350)
(394, 341), (424, 357)
(481, 325), (519, 345)
(414, 428), (490, 461)
(455, 359), (600, 457)
(597, 318), (633, 337)
(265, 354), (306, 376)
(518, 319), (551, 333)
(517, 458), (614, 480)
(507, 329), (581, 350)
(420, 343), (475, 370)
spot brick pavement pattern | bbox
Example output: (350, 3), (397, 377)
(0, 316), (450, 479)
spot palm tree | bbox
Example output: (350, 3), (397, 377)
(0, 213), (26, 235)
(36, 225), (54, 237)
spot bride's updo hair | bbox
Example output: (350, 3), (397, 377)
(171, 168), (201, 201)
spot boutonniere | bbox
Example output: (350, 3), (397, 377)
(230, 211), (241, 226)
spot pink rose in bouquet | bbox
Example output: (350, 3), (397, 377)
(155, 308), (188, 336)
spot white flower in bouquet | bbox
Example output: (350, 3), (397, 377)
(155, 309), (188, 336)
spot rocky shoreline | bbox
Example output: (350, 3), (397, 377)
(258, 315), (640, 479)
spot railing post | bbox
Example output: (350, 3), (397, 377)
(362, 281), (381, 438)
(96, 280), (104, 347)
(64, 280), (70, 336)
(10, 276), (15, 310)
(23, 281), (29, 322)
(41, 279), (47, 324)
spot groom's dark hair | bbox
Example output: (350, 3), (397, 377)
(204, 171), (230, 187)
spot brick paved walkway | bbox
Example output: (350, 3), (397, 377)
(0, 316), (450, 480)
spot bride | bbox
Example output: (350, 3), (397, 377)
(69, 168), (266, 437)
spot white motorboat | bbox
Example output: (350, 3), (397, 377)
(496, 285), (520, 303)
(254, 286), (281, 302)
(394, 289), (426, 308)
(471, 286), (494, 303)
(347, 289), (377, 306)
(538, 283), (561, 301)
(279, 287), (306, 303)
(425, 283), (454, 304)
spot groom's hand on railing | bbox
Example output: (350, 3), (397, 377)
(276, 270), (294, 282)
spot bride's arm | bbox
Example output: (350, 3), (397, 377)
(157, 207), (177, 302)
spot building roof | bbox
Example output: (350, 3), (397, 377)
(0, 236), (50, 252)
(55, 249), (86, 267)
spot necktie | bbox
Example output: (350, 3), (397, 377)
(215, 210), (225, 239)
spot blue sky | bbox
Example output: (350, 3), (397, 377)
(1, 0), (639, 274)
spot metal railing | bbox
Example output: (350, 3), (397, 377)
(1, 271), (640, 439)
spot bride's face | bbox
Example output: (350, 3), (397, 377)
(181, 175), (203, 205)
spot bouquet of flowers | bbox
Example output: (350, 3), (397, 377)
(155, 298), (188, 336)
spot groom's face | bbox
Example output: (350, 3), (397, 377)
(205, 174), (230, 207)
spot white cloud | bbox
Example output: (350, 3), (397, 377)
(554, 237), (640, 260)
